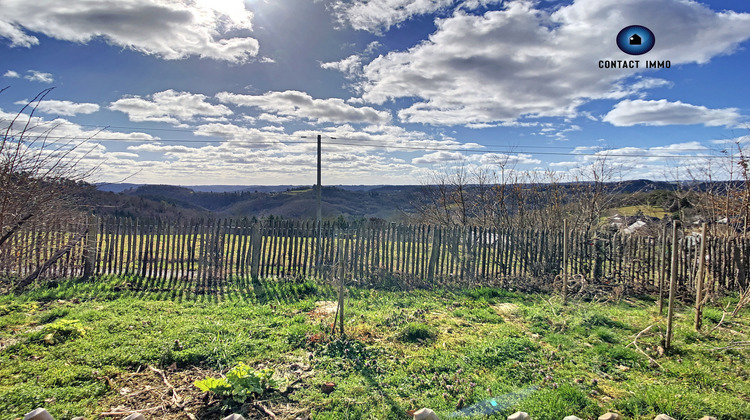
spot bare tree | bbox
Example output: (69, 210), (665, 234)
(0, 88), (96, 289)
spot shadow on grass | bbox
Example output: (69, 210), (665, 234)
(55, 275), (336, 305)
(355, 364), (407, 418)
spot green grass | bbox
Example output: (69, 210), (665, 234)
(1, 277), (749, 419)
(607, 205), (670, 219)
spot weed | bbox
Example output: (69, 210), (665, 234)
(194, 362), (277, 405)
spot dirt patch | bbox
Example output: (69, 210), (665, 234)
(306, 301), (338, 319)
(492, 303), (521, 320)
(97, 364), (310, 419)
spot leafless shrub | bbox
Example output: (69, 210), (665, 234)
(0, 88), (97, 285)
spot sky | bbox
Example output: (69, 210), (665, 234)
(1, 0), (750, 186)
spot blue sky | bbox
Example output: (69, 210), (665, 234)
(1, 0), (750, 185)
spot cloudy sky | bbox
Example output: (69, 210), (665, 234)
(1, 0), (749, 185)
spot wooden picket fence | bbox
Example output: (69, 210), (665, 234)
(1, 216), (749, 294)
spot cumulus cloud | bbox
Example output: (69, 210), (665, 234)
(3, 70), (19, 78)
(16, 99), (100, 116)
(0, 108), (156, 142)
(320, 55), (363, 78)
(330, 0), (456, 33)
(216, 90), (391, 125)
(110, 90), (232, 124)
(412, 150), (466, 164)
(25, 70), (53, 83)
(0, 0), (259, 62)
(354, 0), (750, 125)
(477, 152), (540, 166)
(603, 99), (742, 127)
(193, 123), (282, 149)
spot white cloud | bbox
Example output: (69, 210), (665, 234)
(477, 152), (540, 166)
(412, 150), (465, 164)
(603, 99), (742, 127)
(15, 99), (100, 116)
(25, 70), (53, 83)
(110, 90), (232, 124)
(355, 0), (750, 125)
(321, 55), (363, 79)
(330, 0), (456, 33)
(193, 123), (282, 149)
(0, 0), (259, 62)
(216, 90), (391, 125)
(3, 70), (19, 78)
(0, 108), (156, 142)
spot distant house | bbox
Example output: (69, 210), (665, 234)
(623, 220), (648, 234)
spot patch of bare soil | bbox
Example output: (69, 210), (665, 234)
(97, 363), (313, 419)
(492, 302), (521, 321)
(306, 301), (338, 319)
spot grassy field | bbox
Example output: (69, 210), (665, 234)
(607, 206), (670, 219)
(1, 277), (749, 419)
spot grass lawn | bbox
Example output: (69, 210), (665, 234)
(1, 276), (749, 419)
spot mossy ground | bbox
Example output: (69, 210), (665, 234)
(1, 276), (749, 419)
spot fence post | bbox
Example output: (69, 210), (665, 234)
(666, 220), (679, 351)
(562, 220), (568, 305)
(250, 222), (261, 280)
(427, 226), (440, 284)
(694, 222), (708, 331)
(336, 232), (345, 336)
(82, 215), (98, 280)
(658, 223), (667, 315)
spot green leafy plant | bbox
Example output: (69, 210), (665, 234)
(194, 362), (277, 403)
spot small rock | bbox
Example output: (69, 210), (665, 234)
(698, 417), (717, 420)
(574, 378), (583, 384)
(23, 408), (54, 420)
(122, 414), (145, 420)
(563, 416), (582, 420)
(616, 365), (630, 372)
(321, 382), (336, 394)
(507, 412), (530, 420)
(413, 407), (439, 420)
(71, 417), (85, 420)
(598, 414), (621, 420)
(654, 415), (675, 420)
(223, 415), (246, 420)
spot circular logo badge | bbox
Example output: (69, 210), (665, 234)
(616, 25), (655, 55)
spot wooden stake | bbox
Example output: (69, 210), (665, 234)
(562, 220), (568, 305)
(337, 234), (345, 336)
(666, 220), (679, 351)
(658, 223), (667, 315)
(694, 223), (708, 331)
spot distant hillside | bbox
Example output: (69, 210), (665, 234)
(83, 179), (709, 222)
(96, 183), (391, 194)
(112, 184), (419, 221)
